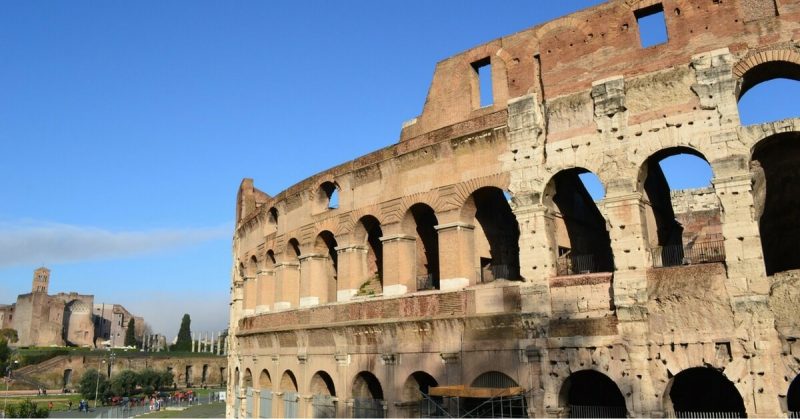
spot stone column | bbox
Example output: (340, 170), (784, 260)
(379, 234), (416, 296)
(713, 171), (782, 416)
(256, 269), (275, 313)
(191, 333), (196, 353)
(299, 253), (328, 307)
(434, 222), (475, 290)
(335, 245), (368, 302)
(242, 276), (256, 316)
(514, 203), (555, 314)
(273, 262), (300, 310)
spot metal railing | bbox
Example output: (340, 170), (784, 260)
(556, 253), (600, 276)
(479, 264), (513, 283)
(92, 395), (221, 418)
(651, 240), (725, 268)
(674, 411), (743, 418)
(568, 404), (627, 418)
(417, 274), (435, 291)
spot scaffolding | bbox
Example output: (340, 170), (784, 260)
(418, 385), (528, 418)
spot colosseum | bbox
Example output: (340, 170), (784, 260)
(227, 0), (800, 417)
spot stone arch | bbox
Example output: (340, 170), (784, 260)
(460, 186), (520, 281)
(286, 238), (301, 262)
(315, 180), (340, 211)
(243, 368), (253, 388)
(260, 369), (272, 389)
(234, 367), (240, 388)
(558, 369), (627, 417)
(751, 131), (800, 275)
(543, 168), (614, 275)
(401, 371), (438, 402)
(637, 147), (720, 267)
(314, 231), (339, 303)
(280, 370), (298, 392)
(354, 215), (383, 289)
(471, 371), (518, 388)
(63, 369), (73, 388)
(402, 203), (440, 290)
(663, 367), (746, 417)
(788, 374), (800, 414)
(733, 47), (800, 98)
(247, 255), (259, 277)
(201, 364), (208, 384)
(352, 371), (383, 399)
(310, 370), (336, 397)
(268, 206), (279, 225)
(265, 250), (276, 269)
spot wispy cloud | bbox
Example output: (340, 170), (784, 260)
(0, 220), (230, 267)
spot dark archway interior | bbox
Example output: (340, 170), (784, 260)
(563, 370), (626, 408)
(288, 239), (301, 259)
(353, 372), (383, 400)
(316, 231), (339, 302)
(320, 181), (339, 209)
(788, 374), (800, 412)
(359, 216), (384, 284)
(752, 132), (800, 275)
(410, 204), (440, 288)
(551, 169), (614, 274)
(669, 368), (745, 414)
(473, 187), (521, 280)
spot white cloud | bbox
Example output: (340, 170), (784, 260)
(0, 220), (229, 267)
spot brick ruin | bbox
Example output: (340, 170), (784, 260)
(228, 0), (800, 417)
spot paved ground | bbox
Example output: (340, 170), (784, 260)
(136, 402), (225, 418)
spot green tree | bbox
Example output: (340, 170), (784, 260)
(111, 370), (139, 396)
(124, 318), (137, 347)
(173, 314), (192, 351)
(79, 368), (110, 401)
(0, 338), (11, 377)
(137, 368), (175, 394)
(3, 399), (49, 418)
(0, 328), (18, 343)
(159, 370), (175, 389)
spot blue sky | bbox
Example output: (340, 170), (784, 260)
(0, 1), (797, 339)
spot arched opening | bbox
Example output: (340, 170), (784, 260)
(355, 216), (383, 294)
(201, 364), (208, 385)
(63, 369), (73, 388)
(265, 250), (276, 269)
(559, 370), (626, 418)
(352, 371), (384, 418)
(401, 372), (438, 417)
(640, 148), (722, 268)
(462, 187), (521, 282)
(243, 368), (254, 418)
(310, 371), (337, 418)
(268, 207), (279, 225)
(186, 365), (194, 387)
(738, 60), (800, 125)
(402, 204), (440, 290)
(544, 169), (613, 275)
(287, 239), (301, 261)
(318, 181), (340, 210)
(259, 369), (273, 419)
(281, 370), (299, 418)
(314, 231), (339, 303)
(666, 367), (745, 417)
(752, 132), (800, 275)
(788, 374), (800, 415)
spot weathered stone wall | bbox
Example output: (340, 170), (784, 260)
(16, 354), (227, 390)
(229, 0), (800, 417)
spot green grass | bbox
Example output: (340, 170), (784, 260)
(1, 394), (84, 412)
(137, 401), (225, 418)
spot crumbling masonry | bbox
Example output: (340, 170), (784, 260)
(228, 0), (800, 417)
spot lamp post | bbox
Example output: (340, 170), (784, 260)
(3, 360), (18, 419)
(94, 358), (106, 409)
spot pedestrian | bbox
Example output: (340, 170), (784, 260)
(48, 401), (53, 411)
(68, 400), (73, 411)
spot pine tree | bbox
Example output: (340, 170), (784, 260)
(173, 314), (192, 351)
(124, 318), (137, 347)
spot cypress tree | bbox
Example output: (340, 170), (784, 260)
(124, 318), (137, 347)
(174, 314), (192, 351)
